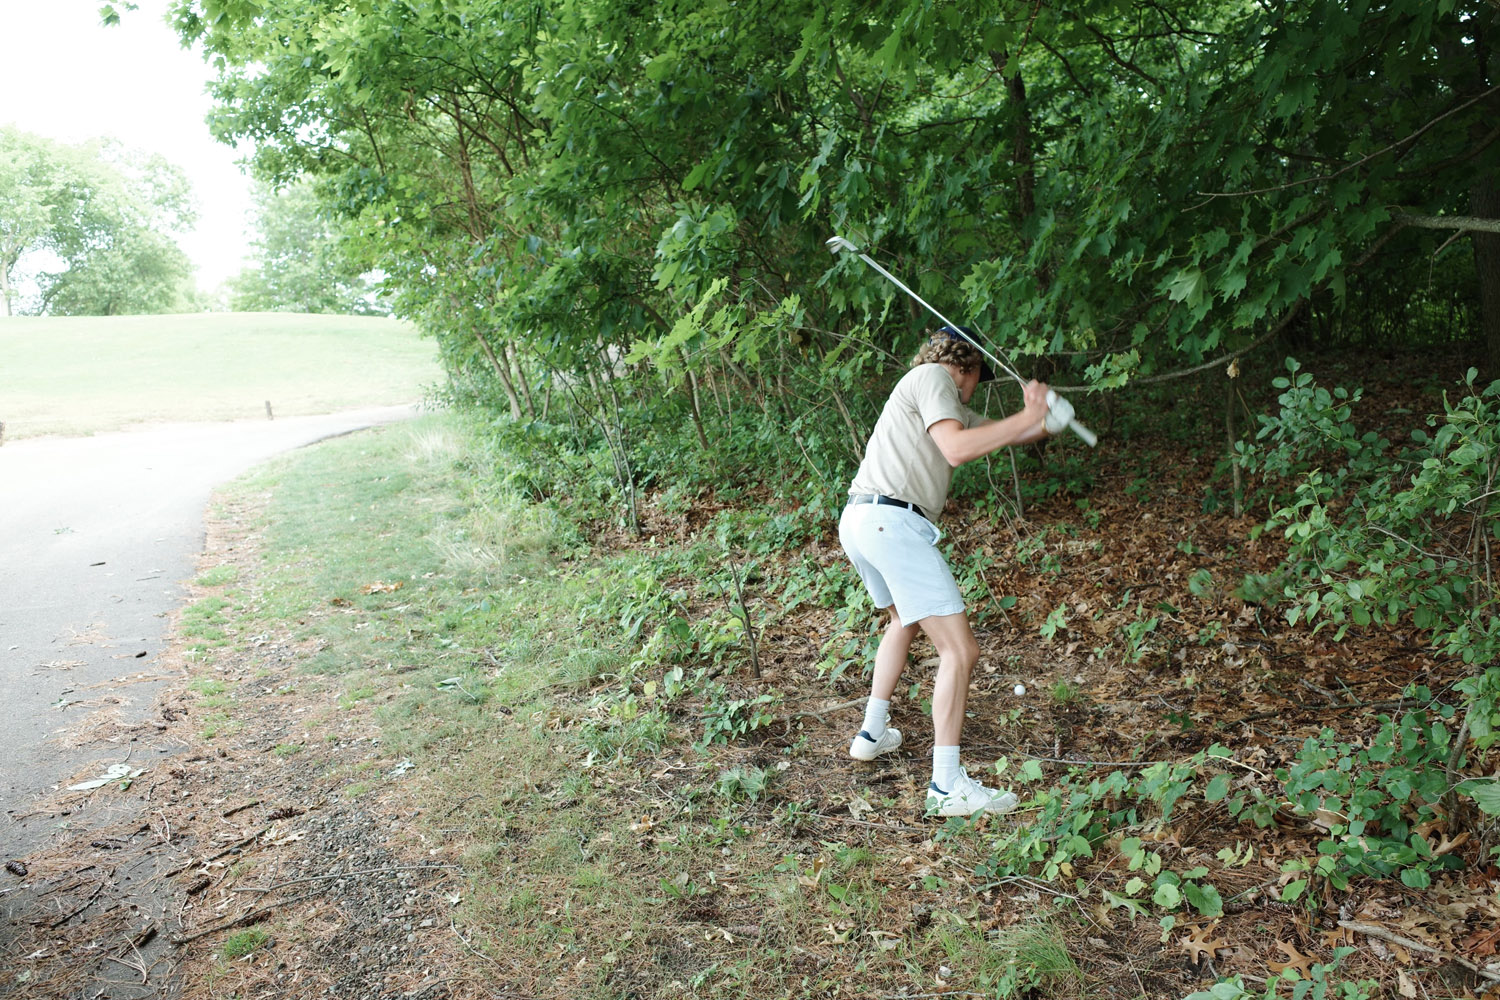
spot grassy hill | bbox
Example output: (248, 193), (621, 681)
(0, 312), (444, 439)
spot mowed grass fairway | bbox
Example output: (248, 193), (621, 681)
(0, 312), (443, 439)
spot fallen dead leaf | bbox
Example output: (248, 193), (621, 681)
(1268, 938), (1316, 977)
(1463, 925), (1500, 959)
(1180, 922), (1229, 966)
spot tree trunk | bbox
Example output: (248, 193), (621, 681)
(1226, 374), (1243, 518)
(472, 325), (522, 420)
(679, 347), (712, 450)
(1469, 28), (1500, 380)
(505, 342), (536, 419)
(1472, 176), (1500, 380)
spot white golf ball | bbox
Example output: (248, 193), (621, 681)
(1013, 684), (1026, 696)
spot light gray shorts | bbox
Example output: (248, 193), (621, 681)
(838, 501), (965, 625)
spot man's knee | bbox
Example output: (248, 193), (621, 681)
(921, 614), (978, 669)
(936, 634), (979, 672)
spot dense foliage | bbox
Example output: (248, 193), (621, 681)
(169, 1), (1498, 436)
(0, 126), (197, 316)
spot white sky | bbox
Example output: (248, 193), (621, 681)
(0, 0), (253, 290)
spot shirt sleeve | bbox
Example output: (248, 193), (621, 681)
(911, 364), (969, 431)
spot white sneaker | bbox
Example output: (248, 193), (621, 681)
(925, 768), (1019, 817)
(848, 727), (903, 761)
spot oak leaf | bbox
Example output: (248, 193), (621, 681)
(1179, 922), (1228, 966)
(1267, 939), (1316, 977)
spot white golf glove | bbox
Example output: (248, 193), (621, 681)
(1044, 390), (1074, 435)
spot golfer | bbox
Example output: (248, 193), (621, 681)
(841, 328), (1053, 816)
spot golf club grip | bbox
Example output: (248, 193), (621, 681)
(1067, 418), (1098, 447)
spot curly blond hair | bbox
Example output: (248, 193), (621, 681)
(911, 329), (983, 374)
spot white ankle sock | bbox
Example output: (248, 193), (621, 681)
(932, 746), (961, 790)
(860, 697), (891, 739)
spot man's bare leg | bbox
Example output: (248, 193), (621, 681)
(871, 610), (919, 701)
(851, 611), (919, 760)
(915, 611), (1017, 815)
(918, 612), (979, 747)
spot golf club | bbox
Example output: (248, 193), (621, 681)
(826, 235), (1098, 447)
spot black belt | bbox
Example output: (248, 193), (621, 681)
(847, 494), (928, 521)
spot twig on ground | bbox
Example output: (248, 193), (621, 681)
(1339, 920), (1500, 983)
(231, 863), (457, 895)
(976, 875), (1081, 900)
(160, 825), (270, 880)
(50, 880), (106, 928)
(117, 922), (158, 955)
(154, 809), (172, 845)
(449, 915), (542, 996)
(1222, 875), (1283, 908)
(443, 794), (481, 817)
(788, 698), (864, 721)
(106, 952), (148, 983)
(450, 915), (504, 968)
(222, 800), (260, 818)
(1018, 753), (1166, 768)
(171, 890), (319, 945)
(815, 813), (929, 834)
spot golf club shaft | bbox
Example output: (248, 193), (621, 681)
(843, 250), (1026, 388)
(827, 236), (1098, 446)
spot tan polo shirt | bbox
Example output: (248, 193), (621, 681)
(848, 364), (981, 520)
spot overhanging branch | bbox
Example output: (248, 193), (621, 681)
(1392, 212), (1500, 234)
(1050, 303), (1304, 393)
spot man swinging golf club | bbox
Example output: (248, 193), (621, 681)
(840, 327), (1059, 816)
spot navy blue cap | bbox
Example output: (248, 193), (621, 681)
(940, 325), (994, 383)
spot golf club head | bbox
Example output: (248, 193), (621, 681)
(825, 235), (859, 255)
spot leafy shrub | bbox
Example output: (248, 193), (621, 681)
(698, 683), (780, 747)
(1239, 362), (1499, 834)
(1184, 948), (1377, 1000)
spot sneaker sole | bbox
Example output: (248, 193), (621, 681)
(926, 791), (1020, 818)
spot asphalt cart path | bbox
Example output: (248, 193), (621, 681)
(0, 404), (420, 862)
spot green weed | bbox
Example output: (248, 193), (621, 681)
(221, 927), (270, 960)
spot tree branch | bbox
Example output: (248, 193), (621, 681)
(1198, 84), (1500, 199)
(1391, 212), (1500, 234)
(1055, 303), (1302, 392)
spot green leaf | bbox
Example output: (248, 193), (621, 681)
(1153, 881), (1182, 908)
(1184, 881), (1224, 917)
(680, 163), (710, 194)
(1166, 268), (1204, 306)
(1102, 889), (1146, 919)
(1280, 879), (1308, 902)
(1459, 778), (1500, 815)
(1205, 775), (1230, 802)
(1399, 867), (1431, 889)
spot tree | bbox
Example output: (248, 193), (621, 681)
(0, 128), (65, 316)
(229, 180), (383, 314)
(0, 126), (197, 315)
